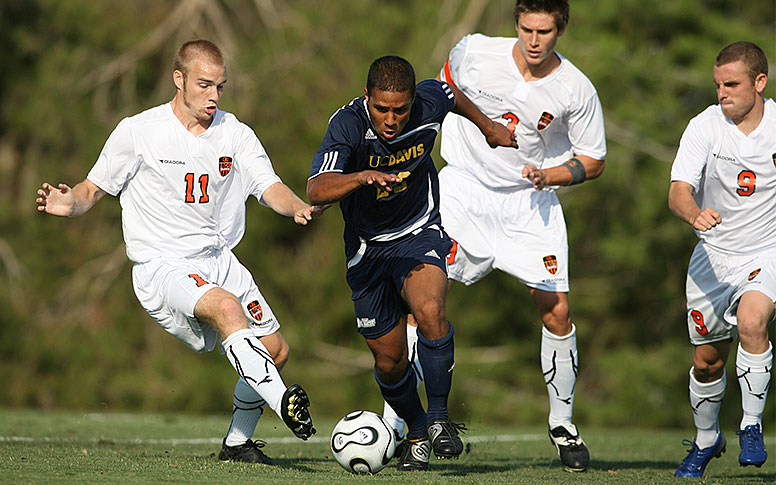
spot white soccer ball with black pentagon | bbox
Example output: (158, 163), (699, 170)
(331, 410), (396, 474)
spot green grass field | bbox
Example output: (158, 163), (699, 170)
(1, 409), (773, 484)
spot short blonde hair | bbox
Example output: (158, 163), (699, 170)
(173, 39), (224, 78)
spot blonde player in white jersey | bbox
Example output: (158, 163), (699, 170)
(670, 41), (775, 478)
(36, 40), (321, 464)
(389, 0), (607, 473)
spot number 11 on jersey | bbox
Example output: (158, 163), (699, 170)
(184, 173), (210, 203)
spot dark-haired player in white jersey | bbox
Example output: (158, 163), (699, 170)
(670, 41), (774, 478)
(426, 0), (605, 472)
(36, 40), (320, 463)
(308, 55), (517, 471)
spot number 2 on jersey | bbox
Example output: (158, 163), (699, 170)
(184, 173), (210, 203)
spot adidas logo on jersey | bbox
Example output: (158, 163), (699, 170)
(424, 249), (440, 260)
(365, 129), (377, 140)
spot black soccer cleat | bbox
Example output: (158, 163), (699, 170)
(280, 384), (316, 440)
(396, 436), (431, 471)
(427, 419), (466, 459)
(218, 438), (276, 465)
(549, 424), (590, 472)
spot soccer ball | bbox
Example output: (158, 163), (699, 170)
(331, 410), (396, 474)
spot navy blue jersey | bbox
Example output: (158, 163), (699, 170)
(309, 79), (456, 258)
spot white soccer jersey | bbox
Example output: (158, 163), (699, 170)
(88, 103), (280, 262)
(439, 34), (606, 190)
(670, 98), (776, 254)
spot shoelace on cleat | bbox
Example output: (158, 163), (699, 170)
(677, 441), (695, 469)
(440, 421), (468, 436)
(736, 428), (762, 452)
(249, 439), (268, 449)
(565, 434), (584, 447)
(552, 426), (583, 447)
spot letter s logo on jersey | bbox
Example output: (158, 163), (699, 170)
(219, 156), (233, 176)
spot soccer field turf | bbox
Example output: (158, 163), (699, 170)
(1, 409), (773, 484)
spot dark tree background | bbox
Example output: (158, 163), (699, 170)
(0, 0), (773, 430)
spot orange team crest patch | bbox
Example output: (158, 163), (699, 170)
(247, 300), (263, 321)
(219, 156), (233, 176)
(748, 268), (761, 281)
(772, 152), (775, 168)
(543, 255), (558, 275)
(537, 111), (554, 130)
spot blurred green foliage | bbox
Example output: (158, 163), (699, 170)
(0, 0), (774, 432)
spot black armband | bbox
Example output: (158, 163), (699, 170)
(562, 158), (586, 185)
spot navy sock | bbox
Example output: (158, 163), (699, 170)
(375, 364), (427, 439)
(417, 322), (454, 421)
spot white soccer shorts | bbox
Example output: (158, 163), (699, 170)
(132, 246), (280, 353)
(685, 241), (776, 345)
(439, 166), (569, 292)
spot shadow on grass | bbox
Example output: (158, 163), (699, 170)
(203, 452), (776, 481)
(590, 460), (775, 482)
(588, 459), (680, 471)
(274, 456), (339, 473)
(422, 457), (553, 476)
(732, 471), (775, 482)
(279, 456), (542, 475)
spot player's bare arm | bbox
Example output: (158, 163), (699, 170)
(36, 179), (106, 217)
(260, 181), (330, 225)
(668, 180), (722, 231)
(307, 171), (401, 206)
(448, 83), (518, 149)
(523, 155), (604, 190)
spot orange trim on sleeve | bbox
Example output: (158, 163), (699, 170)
(442, 60), (457, 88)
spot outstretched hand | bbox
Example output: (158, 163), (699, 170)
(36, 182), (75, 217)
(294, 203), (332, 225)
(359, 170), (402, 189)
(483, 120), (518, 149)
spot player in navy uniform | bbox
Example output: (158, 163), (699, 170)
(307, 55), (517, 471)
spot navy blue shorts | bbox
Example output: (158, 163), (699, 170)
(346, 226), (453, 339)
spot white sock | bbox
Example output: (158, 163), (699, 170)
(224, 377), (267, 447)
(382, 402), (405, 438)
(689, 367), (725, 449)
(383, 324), (423, 438)
(222, 328), (288, 416)
(736, 342), (773, 430)
(541, 324), (578, 429)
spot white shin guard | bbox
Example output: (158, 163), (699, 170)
(223, 328), (287, 417)
(736, 342), (773, 430)
(541, 324), (578, 428)
(689, 367), (726, 449)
